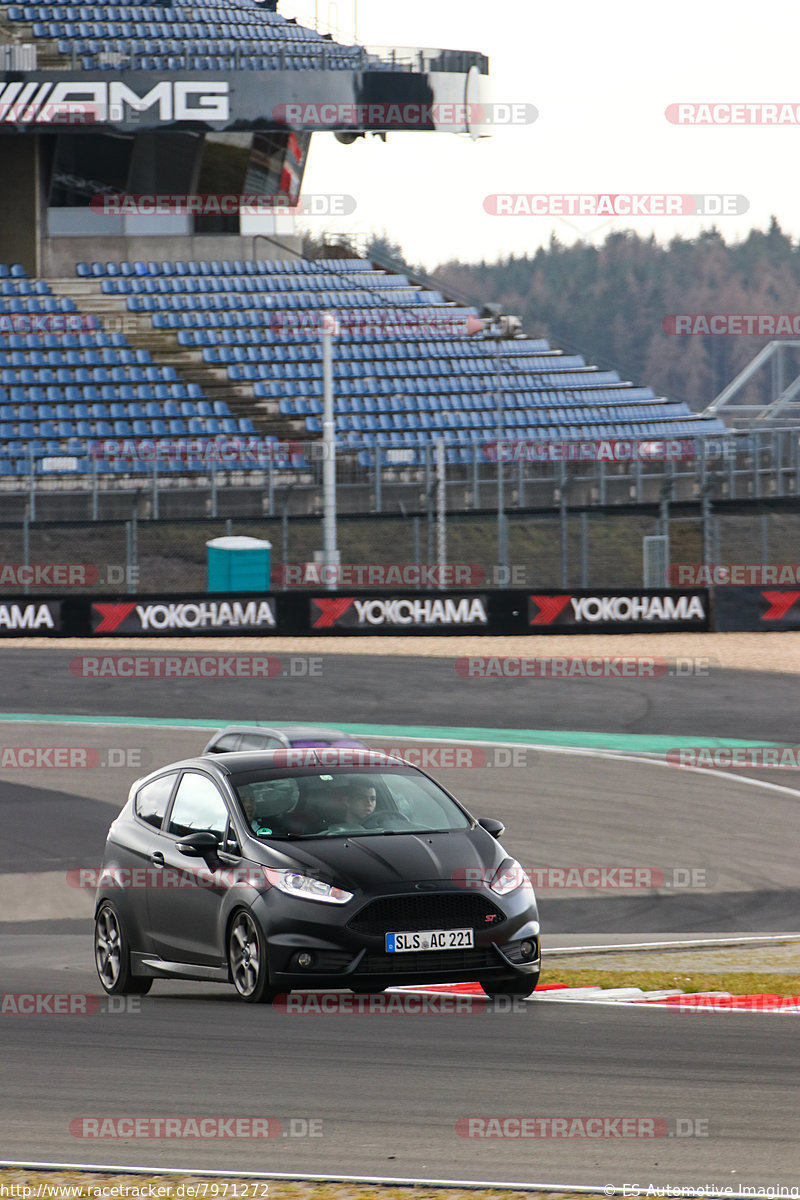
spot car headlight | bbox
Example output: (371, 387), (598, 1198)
(272, 870), (353, 905)
(490, 860), (531, 897)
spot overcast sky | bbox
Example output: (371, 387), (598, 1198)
(277, 0), (800, 270)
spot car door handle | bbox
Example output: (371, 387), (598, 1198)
(150, 851), (165, 867)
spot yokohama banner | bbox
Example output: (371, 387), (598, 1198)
(0, 589), (721, 636)
(310, 594), (490, 633)
(526, 590), (709, 633)
(91, 596), (278, 635)
(713, 587), (800, 631)
(0, 601), (61, 633)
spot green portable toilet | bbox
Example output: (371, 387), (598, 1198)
(206, 536), (272, 593)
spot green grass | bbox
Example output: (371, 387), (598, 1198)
(542, 967), (800, 996)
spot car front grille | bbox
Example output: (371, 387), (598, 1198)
(347, 893), (505, 937)
(356, 946), (500, 975)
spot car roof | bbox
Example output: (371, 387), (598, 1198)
(159, 748), (404, 778)
(209, 724), (352, 740)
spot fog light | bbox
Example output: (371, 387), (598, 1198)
(297, 952), (314, 969)
(520, 939), (537, 961)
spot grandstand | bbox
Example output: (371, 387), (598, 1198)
(0, 255), (726, 482)
(0, 0), (726, 497)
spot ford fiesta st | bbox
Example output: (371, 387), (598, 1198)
(93, 749), (540, 1003)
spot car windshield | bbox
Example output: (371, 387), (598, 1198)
(232, 766), (472, 839)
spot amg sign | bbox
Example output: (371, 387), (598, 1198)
(0, 80), (230, 124)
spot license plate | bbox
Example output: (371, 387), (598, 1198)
(385, 928), (474, 953)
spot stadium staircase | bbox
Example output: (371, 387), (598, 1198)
(45, 277), (289, 440)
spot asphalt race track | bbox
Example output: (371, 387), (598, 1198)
(1, 647), (799, 1185)
(2, 648), (798, 741)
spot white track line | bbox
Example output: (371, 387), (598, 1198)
(544, 934), (800, 956)
(0, 1163), (780, 1199)
(361, 735), (800, 804)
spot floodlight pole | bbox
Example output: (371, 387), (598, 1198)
(436, 438), (446, 588)
(321, 312), (339, 588)
(494, 322), (508, 575)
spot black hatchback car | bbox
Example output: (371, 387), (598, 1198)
(93, 749), (540, 1003)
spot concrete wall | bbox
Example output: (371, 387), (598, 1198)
(41, 231), (304, 276)
(0, 137), (42, 275)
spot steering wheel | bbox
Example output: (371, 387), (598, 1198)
(362, 812), (413, 829)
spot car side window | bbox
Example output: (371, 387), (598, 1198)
(211, 734), (240, 752)
(239, 732), (282, 750)
(135, 773), (177, 830)
(167, 772), (230, 840)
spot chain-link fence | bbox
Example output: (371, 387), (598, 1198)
(1, 502), (798, 594)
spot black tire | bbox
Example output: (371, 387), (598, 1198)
(480, 973), (539, 1000)
(228, 909), (277, 1004)
(94, 901), (153, 996)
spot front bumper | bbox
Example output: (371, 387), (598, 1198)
(258, 888), (540, 988)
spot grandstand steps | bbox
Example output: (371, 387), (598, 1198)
(44, 278), (297, 440)
(0, 13), (62, 66)
(47, 280), (129, 315)
(0, 10), (25, 42)
(32, 41), (64, 68)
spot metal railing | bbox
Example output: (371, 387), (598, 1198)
(1, 429), (797, 525)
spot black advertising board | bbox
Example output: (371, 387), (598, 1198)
(713, 587), (800, 632)
(525, 590), (710, 634)
(0, 589), (716, 636)
(90, 595), (280, 635)
(309, 593), (491, 634)
(0, 600), (62, 634)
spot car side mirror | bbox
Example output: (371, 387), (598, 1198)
(176, 831), (221, 860)
(477, 817), (505, 839)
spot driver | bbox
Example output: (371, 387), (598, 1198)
(342, 782), (377, 825)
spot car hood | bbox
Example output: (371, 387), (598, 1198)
(260, 826), (508, 893)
